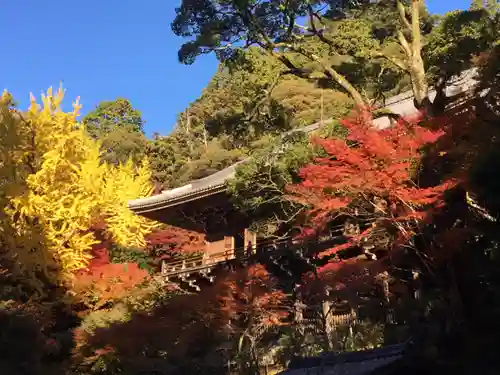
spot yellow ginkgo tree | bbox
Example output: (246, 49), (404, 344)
(0, 87), (157, 292)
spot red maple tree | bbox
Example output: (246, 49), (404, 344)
(146, 225), (205, 258)
(217, 264), (288, 332)
(71, 223), (206, 310)
(287, 109), (455, 278)
(76, 264), (287, 373)
(73, 241), (150, 310)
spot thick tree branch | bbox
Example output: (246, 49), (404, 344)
(409, 0), (429, 108)
(238, 3), (367, 107)
(411, 0), (422, 59)
(292, 47), (368, 107)
(396, 0), (412, 32)
(397, 30), (412, 58)
(373, 51), (409, 71)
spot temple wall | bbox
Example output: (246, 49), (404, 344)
(205, 236), (235, 264)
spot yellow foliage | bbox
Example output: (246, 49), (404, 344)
(0, 87), (157, 289)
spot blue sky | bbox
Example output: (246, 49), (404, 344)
(0, 0), (472, 138)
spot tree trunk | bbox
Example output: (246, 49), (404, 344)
(304, 50), (368, 107)
(432, 82), (447, 116)
(408, 0), (430, 111)
(387, 0), (432, 113)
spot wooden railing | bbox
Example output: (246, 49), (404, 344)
(296, 310), (359, 328)
(161, 237), (323, 278)
(161, 249), (238, 278)
(161, 219), (377, 278)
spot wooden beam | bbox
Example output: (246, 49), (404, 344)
(244, 228), (257, 255)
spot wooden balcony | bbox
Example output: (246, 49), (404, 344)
(160, 232), (354, 282)
(161, 249), (238, 281)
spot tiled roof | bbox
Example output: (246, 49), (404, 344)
(127, 160), (247, 213)
(128, 69), (478, 213)
(278, 342), (407, 375)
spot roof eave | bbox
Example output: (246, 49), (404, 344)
(128, 183), (227, 214)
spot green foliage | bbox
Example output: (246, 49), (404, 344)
(153, 2), (430, 191)
(99, 126), (148, 166)
(83, 98), (147, 165)
(172, 0), (418, 106)
(228, 122), (346, 237)
(83, 98), (144, 138)
(78, 304), (132, 336)
(272, 78), (353, 126)
(108, 245), (153, 272)
(228, 133), (312, 236)
(187, 48), (291, 144)
(470, 0), (500, 16)
(147, 132), (247, 189)
(174, 138), (247, 184)
(147, 47), (353, 190)
(424, 8), (498, 85)
(146, 133), (191, 189)
(346, 321), (385, 350)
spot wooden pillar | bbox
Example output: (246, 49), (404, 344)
(294, 301), (305, 336)
(244, 228), (257, 255)
(412, 270), (422, 301)
(380, 271), (393, 324)
(321, 300), (334, 351)
(224, 236), (235, 260)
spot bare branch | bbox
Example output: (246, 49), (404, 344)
(307, 5), (338, 52)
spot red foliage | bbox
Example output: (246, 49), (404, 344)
(73, 263), (149, 310)
(86, 241), (111, 268)
(217, 264), (289, 329)
(77, 264), (287, 368)
(287, 109), (455, 282)
(72, 225), (205, 310)
(146, 225), (205, 258)
(73, 242), (149, 310)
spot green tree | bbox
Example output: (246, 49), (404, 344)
(83, 98), (144, 138)
(228, 121), (346, 237)
(82, 98), (147, 165)
(173, 137), (247, 185)
(172, 0), (376, 107)
(186, 48), (291, 146)
(146, 133), (191, 189)
(272, 77), (353, 126)
(470, 0), (500, 15)
(173, 0), (438, 110)
(146, 127), (247, 190)
(165, 1), (441, 194)
(99, 126), (149, 166)
(424, 8), (498, 112)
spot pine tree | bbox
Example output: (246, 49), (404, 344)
(470, 0), (500, 14)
